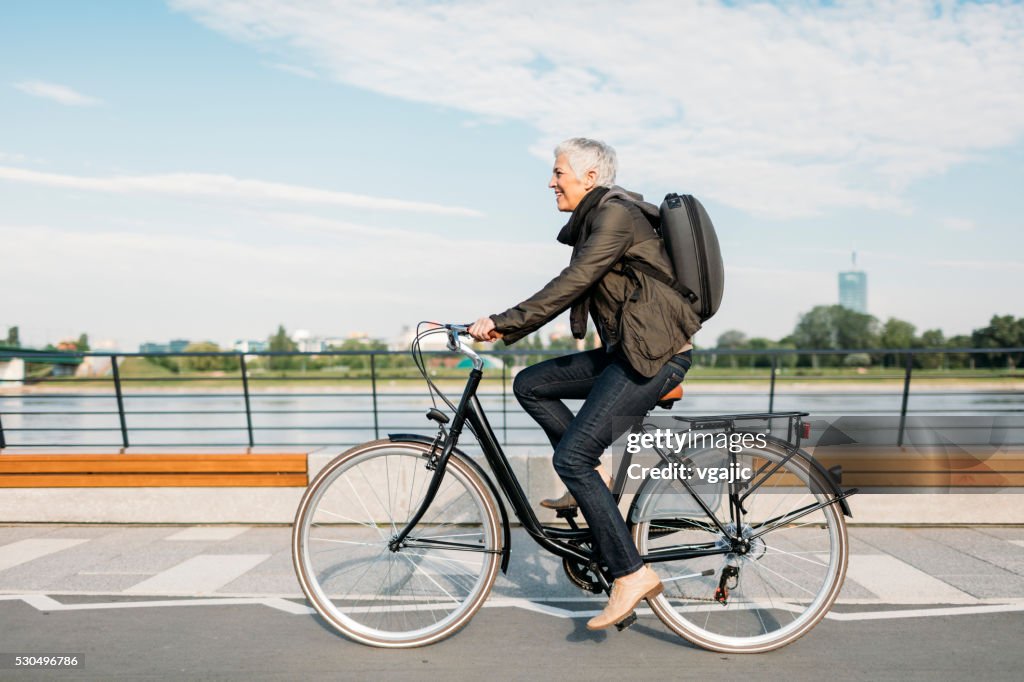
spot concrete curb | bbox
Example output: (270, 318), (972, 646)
(1, 450), (1022, 524)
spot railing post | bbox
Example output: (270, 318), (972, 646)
(370, 353), (379, 439)
(768, 353), (777, 413)
(897, 351), (913, 447)
(501, 357), (508, 445)
(239, 354), (254, 447)
(110, 355), (129, 449)
(0, 410), (6, 449)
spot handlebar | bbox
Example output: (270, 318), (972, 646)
(435, 322), (484, 370)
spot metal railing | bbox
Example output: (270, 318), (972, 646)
(0, 347), (1021, 449)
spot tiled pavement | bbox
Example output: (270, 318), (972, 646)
(2, 524), (1024, 607)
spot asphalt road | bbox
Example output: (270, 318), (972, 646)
(2, 524), (1024, 680)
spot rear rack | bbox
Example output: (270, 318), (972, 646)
(665, 411), (810, 448)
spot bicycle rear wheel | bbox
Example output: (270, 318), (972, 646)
(292, 439), (502, 648)
(631, 439), (848, 653)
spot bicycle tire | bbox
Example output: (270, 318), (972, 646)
(631, 438), (848, 653)
(292, 439), (502, 648)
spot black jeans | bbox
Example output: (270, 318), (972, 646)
(513, 347), (692, 578)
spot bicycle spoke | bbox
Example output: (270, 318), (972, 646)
(398, 552), (461, 606)
(357, 464), (396, 536)
(761, 546), (829, 569)
(746, 550), (818, 597)
(310, 538), (382, 548)
(345, 475), (388, 540)
(312, 507), (385, 533)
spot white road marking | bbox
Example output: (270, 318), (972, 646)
(482, 597), (610, 618)
(4, 593), (312, 614)
(825, 603), (1024, 621)
(0, 539), (89, 572)
(4, 594), (1024, 622)
(261, 597), (315, 615)
(1009, 540), (1024, 549)
(165, 527), (250, 542)
(123, 555), (270, 595)
(840, 555), (977, 604)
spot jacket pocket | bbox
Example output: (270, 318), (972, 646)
(620, 286), (680, 362)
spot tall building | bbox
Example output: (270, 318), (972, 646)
(233, 339), (268, 353)
(139, 339), (191, 354)
(838, 252), (867, 313)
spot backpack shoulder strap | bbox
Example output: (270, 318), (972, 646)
(622, 258), (699, 305)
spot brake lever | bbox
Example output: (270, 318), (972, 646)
(445, 323), (473, 350)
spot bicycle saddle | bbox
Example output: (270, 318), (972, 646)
(656, 385), (684, 410)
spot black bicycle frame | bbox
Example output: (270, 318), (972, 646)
(392, 368), (729, 568)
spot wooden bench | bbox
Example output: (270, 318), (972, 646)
(695, 447), (1024, 489)
(811, 447), (1024, 488)
(0, 452), (309, 487)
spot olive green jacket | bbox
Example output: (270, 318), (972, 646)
(490, 186), (701, 377)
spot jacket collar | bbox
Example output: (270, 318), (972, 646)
(556, 186), (609, 246)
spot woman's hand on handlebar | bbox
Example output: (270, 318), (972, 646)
(468, 316), (503, 342)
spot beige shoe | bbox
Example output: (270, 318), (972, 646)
(586, 565), (663, 631)
(539, 466), (613, 510)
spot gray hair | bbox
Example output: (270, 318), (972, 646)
(554, 138), (617, 187)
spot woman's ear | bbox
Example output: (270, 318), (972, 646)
(584, 168), (599, 190)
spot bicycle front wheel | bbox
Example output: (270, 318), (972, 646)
(631, 439), (848, 653)
(292, 439), (502, 648)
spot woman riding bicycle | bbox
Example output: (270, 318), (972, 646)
(468, 137), (702, 631)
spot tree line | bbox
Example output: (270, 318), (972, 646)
(145, 325), (416, 374)
(711, 307), (1023, 370)
(6, 312), (1021, 375)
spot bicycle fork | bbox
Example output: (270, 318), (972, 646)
(390, 369), (484, 550)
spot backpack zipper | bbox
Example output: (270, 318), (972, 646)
(682, 195), (710, 318)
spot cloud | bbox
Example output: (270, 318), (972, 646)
(0, 165), (482, 217)
(170, 0), (1024, 219)
(13, 80), (102, 106)
(941, 217), (976, 232)
(0, 220), (563, 347)
(267, 62), (319, 79)
(927, 258), (1024, 272)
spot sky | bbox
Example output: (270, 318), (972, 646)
(1, 0), (1023, 351)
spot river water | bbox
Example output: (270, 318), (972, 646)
(2, 385), (1020, 450)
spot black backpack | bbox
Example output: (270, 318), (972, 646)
(623, 194), (725, 322)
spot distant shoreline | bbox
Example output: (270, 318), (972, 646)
(3, 377), (1021, 395)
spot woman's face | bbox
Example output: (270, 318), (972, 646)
(549, 154), (596, 212)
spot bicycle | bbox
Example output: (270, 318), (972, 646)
(291, 322), (857, 652)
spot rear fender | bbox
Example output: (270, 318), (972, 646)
(761, 434), (853, 517)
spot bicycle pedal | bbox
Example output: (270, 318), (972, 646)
(615, 611), (637, 631)
(555, 507), (580, 519)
